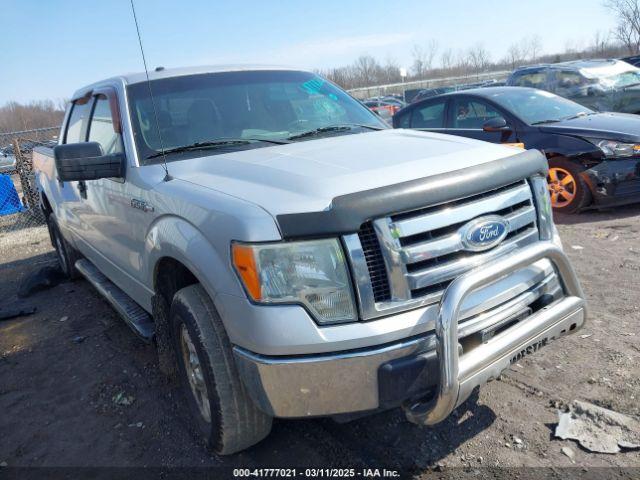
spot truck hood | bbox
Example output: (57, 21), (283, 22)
(167, 129), (523, 216)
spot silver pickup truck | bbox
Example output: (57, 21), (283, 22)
(33, 66), (586, 454)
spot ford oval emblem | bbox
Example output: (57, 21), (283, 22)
(459, 215), (510, 252)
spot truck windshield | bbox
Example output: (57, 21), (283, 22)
(127, 70), (387, 163)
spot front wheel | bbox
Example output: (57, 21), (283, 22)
(547, 159), (592, 213)
(170, 284), (272, 454)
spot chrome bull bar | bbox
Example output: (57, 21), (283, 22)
(403, 242), (587, 425)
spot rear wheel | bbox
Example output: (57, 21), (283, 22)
(547, 159), (592, 213)
(170, 284), (272, 454)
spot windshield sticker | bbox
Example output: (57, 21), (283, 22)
(301, 77), (325, 95)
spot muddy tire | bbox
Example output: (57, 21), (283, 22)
(547, 158), (592, 214)
(47, 214), (82, 279)
(170, 284), (272, 455)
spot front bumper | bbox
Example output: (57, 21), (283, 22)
(585, 157), (640, 206)
(234, 242), (586, 419)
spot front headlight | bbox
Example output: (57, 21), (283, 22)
(591, 139), (640, 157)
(232, 239), (357, 324)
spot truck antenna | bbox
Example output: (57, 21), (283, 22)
(130, 0), (171, 181)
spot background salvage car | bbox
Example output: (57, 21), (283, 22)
(506, 59), (640, 114)
(393, 87), (640, 212)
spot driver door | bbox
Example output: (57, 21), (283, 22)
(446, 96), (520, 145)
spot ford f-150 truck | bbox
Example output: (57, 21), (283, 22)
(33, 66), (587, 454)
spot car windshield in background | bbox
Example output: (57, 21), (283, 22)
(487, 89), (593, 125)
(127, 70), (386, 163)
(600, 70), (640, 88)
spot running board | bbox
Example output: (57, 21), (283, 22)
(75, 259), (155, 342)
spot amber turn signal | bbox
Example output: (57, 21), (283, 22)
(232, 244), (262, 300)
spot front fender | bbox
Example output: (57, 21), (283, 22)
(536, 134), (603, 167)
(144, 215), (242, 305)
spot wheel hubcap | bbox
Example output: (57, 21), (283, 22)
(547, 167), (577, 208)
(180, 324), (211, 423)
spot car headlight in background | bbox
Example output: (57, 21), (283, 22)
(590, 139), (640, 157)
(232, 239), (357, 324)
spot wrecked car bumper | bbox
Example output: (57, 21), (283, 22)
(585, 157), (640, 207)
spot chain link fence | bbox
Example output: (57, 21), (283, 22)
(0, 127), (60, 256)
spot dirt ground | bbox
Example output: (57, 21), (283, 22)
(1, 205), (639, 478)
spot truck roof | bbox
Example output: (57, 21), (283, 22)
(71, 64), (303, 99)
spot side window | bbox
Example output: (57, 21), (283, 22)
(394, 110), (411, 128)
(554, 70), (588, 97)
(451, 99), (501, 129)
(556, 71), (586, 88)
(88, 96), (123, 155)
(511, 71), (547, 89)
(410, 101), (445, 128)
(64, 100), (92, 144)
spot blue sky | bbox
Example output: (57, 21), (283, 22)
(1, 0), (615, 104)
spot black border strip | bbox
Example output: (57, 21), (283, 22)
(276, 149), (548, 239)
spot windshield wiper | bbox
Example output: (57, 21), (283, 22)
(560, 112), (594, 121)
(531, 111), (596, 126)
(530, 119), (561, 125)
(287, 124), (383, 141)
(146, 137), (289, 159)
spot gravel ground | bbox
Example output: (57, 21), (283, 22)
(0, 206), (639, 478)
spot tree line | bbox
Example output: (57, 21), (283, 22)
(318, 33), (631, 91)
(320, 1), (640, 91)
(0, 100), (66, 134)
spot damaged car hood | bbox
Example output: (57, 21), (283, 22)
(166, 129), (523, 216)
(539, 112), (640, 142)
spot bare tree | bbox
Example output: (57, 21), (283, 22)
(382, 56), (401, 84)
(455, 49), (471, 71)
(505, 43), (524, 69)
(411, 39), (438, 78)
(467, 44), (491, 76)
(606, 0), (640, 53)
(591, 30), (611, 55)
(354, 55), (381, 85)
(440, 48), (454, 70)
(0, 100), (66, 133)
(519, 34), (543, 62)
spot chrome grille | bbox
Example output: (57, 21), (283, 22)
(350, 180), (540, 319)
